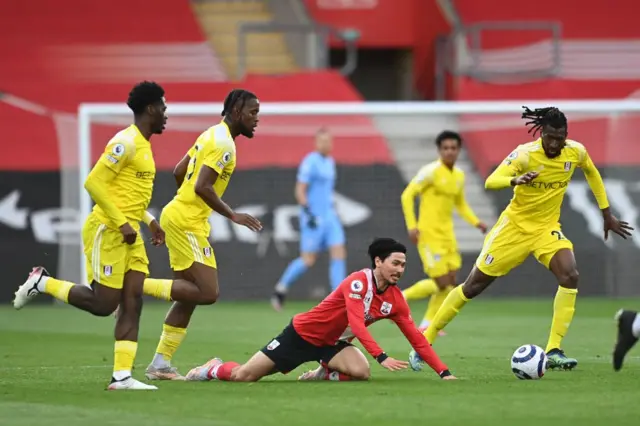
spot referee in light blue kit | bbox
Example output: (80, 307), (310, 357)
(271, 128), (346, 311)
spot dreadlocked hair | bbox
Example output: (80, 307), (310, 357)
(521, 106), (568, 137)
(221, 89), (257, 117)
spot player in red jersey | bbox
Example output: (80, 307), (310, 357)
(185, 238), (456, 382)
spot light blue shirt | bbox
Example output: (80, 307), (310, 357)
(297, 151), (336, 217)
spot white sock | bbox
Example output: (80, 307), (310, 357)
(209, 364), (221, 380)
(152, 353), (170, 369)
(274, 282), (287, 294)
(631, 313), (640, 338)
(113, 370), (131, 381)
(419, 319), (430, 329)
(36, 276), (49, 293)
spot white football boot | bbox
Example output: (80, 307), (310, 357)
(13, 266), (49, 309)
(185, 358), (223, 381)
(107, 376), (158, 390)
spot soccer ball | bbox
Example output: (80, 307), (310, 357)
(510, 344), (547, 380)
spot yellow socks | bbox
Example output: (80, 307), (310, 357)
(424, 285), (454, 323)
(423, 285), (468, 343)
(403, 279), (438, 301)
(40, 277), (74, 303)
(143, 278), (173, 301)
(546, 286), (578, 353)
(152, 324), (187, 368)
(113, 340), (138, 380)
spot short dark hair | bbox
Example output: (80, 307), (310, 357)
(435, 130), (462, 148)
(521, 106), (568, 137)
(368, 238), (406, 268)
(127, 81), (165, 116)
(221, 89), (257, 117)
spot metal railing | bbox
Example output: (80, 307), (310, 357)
(236, 22), (358, 79)
(434, 21), (562, 99)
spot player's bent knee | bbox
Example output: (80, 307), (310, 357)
(301, 253), (317, 267)
(92, 302), (118, 317)
(329, 245), (346, 260)
(461, 281), (481, 299)
(349, 365), (371, 381)
(558, 268), (579, 289)
(199, 288), (219, 305)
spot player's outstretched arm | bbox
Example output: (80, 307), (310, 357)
(342, 280), (391, 361)
(401, 166), (432, 243)
(454, 175), (485, 232)
(580, 148), (609, 210)
(142, 211), (164, 246)
(485, 148), (532, 190)
(84, 162), (128, 229)
(579, 148), (633, 239)
(194, 165), (262, 232)
(173, 153), (191, 188)
(394, 312), (454, 379)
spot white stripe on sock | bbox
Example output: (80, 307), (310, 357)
(631, 313), (640, 338)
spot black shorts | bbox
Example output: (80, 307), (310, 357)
(260, 322), (352, 374)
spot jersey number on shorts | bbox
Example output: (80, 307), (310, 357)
(185, 144), (201, 181)
(551, 230), (566, 240)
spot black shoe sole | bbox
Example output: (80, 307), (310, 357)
(613, 309), (639, 371)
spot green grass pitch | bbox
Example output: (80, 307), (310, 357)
(2, 298), (640, 426)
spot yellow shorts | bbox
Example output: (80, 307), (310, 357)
(82, 214), (149, 289)
(417, 242), (461, 278)
(161, 208), (217, 272)
(476, 214), (574, 277)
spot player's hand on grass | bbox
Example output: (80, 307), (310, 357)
(119, 223), (137, 245)
(603, 211), (634, 240)
(476, 222), (488, 234)
(408, 229), (420, 245)
(148, 219), (165, 246)
(511, 171), (539, 186)
(231, 212), (263, 232)
(381, 357), (409, 371)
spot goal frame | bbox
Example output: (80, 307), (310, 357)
(77, 99), (640, 285)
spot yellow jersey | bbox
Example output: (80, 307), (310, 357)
(486, 138), (609, 233)
(168, 121), (237, 231)
(401, 159), (480, 245)
(90, 124), (155, 230)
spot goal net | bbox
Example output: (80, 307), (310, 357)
(63, 100), (640, 299)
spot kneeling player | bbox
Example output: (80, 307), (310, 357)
(185, 238), (456, 382)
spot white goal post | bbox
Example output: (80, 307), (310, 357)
(76, 99), (640, 285)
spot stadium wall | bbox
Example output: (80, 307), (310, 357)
(1, 164), (636, 304)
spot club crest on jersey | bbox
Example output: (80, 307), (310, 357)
(380, 302), (392, 316)
(267, 339), (280, 350)
(112, 143), (125, 157)
(564, 161), (572, 171)
(203, 247), (212, 257)
(350, 280), (364, 292)
(104, 265), (112, 276)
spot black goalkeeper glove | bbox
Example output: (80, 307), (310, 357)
(303, 206), (317, 229)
